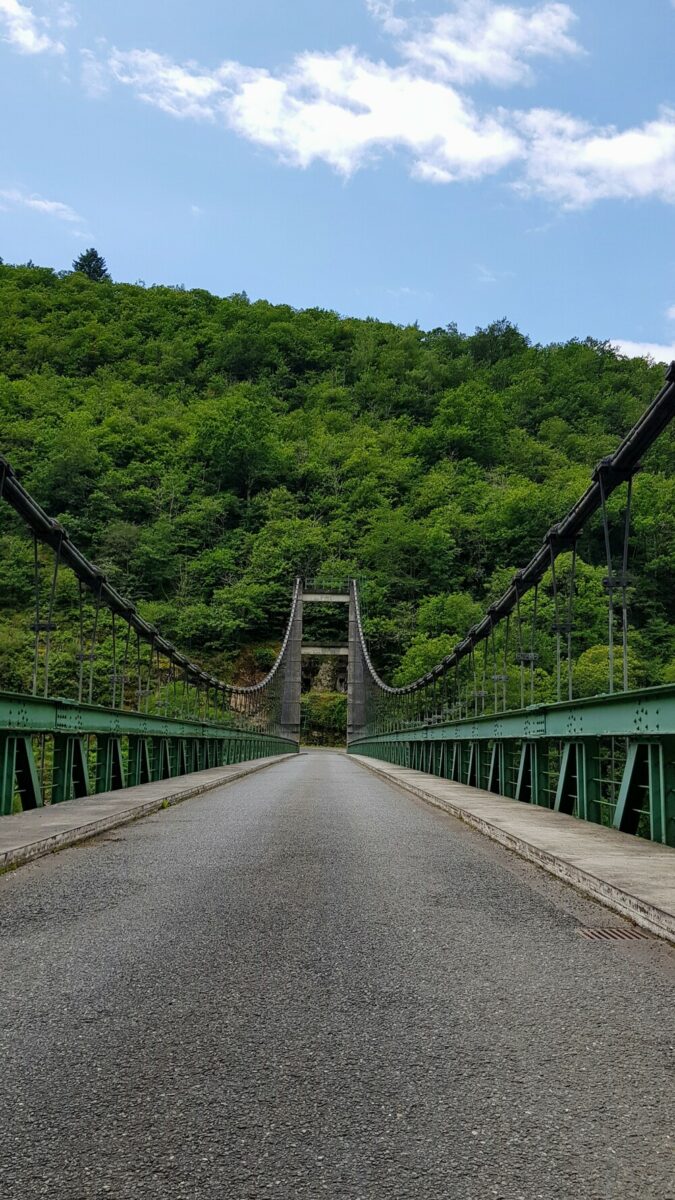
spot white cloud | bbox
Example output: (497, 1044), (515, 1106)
(51, 1), (76, 30)
(475, 262), (515, 283)
(476, 263), (498, 283)
(229, 50), (522, 177)
(88, 1), (675, 210)
(386, 284), (433, 298)
(107, 45), (523, 182)
(81, 47), (110, 97)
(0, 0), (64, 54)
(611, 339), (675, 364)
(365, 0), (407, 35)
(518, 106), (675, 206)
(0, 186), (84, 223)
(107, 48), (232, 120)
(190, 203), (203, 216)
(666, 304), (675, 322)
(387, 0), (582, 87)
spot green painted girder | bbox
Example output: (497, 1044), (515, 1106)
(0, 689), (298, 751)
(52, 735), (90, 805)
(351, 732), (675, 845)
(95, 735), (125, 794)
(0, 734), (42, 815)
(348, 682), (675, 747)
(0, 692), (297, 817)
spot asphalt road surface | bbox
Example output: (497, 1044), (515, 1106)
(1, 750), (674, 1199)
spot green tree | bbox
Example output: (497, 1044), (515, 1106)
(572, 645), (645, 697)
(416, 592), (483, 638)
(393, 635), (456, 685)
(72, 248), (111, 282)
(661, 659), (675, 684)
(189, 387), (285, 500)
(0, 258), (670, 704)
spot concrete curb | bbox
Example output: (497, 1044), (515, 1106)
(351, 755), (675, 946)
(0, 754), (297, 873)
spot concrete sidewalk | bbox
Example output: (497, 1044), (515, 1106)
(351, 754), (675, 944)
(0, 754), (296, 872)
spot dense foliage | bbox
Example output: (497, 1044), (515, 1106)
(0, 260), (674, 728)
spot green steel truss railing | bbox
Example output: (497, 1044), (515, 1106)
(348, 365), (675, 847)
(349, 685), (675, 845)
(0, 460), (299, 814)
(0, 691), (295, 815)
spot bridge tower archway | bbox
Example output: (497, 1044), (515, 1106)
(280, 581), (367, 745)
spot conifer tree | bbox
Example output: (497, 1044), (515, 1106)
(72, 247), (111, 282)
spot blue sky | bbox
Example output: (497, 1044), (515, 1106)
(2, 0), (675, 359)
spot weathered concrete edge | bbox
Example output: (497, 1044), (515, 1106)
(351, 755), (675, 946)
(0, 754), (297, 873)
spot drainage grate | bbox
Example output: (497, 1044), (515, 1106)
(576, 926), (652, 942)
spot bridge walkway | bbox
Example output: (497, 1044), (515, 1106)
(0, 754), (297, 872)
(1, 751), (673, 1198)
(352, 755), (675, 944)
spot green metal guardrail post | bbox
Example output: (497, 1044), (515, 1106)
(15, 737), (41, 811)
(580, 740), (602, 824)
(554, 742), (574, 814)
(647, 742), (673, 845)
(52, 735), (90, 804)
(95, 735), (125, 794)
(0, 735), (19, 815)
(651, 738), (675, 846)
(128, 737), (152, 786)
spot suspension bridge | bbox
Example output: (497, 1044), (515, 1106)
(1, 371), (674, 1197)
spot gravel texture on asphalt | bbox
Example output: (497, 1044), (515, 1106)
(1, 749), (673, 1199)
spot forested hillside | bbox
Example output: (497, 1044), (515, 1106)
(1, 260), (674, 709)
